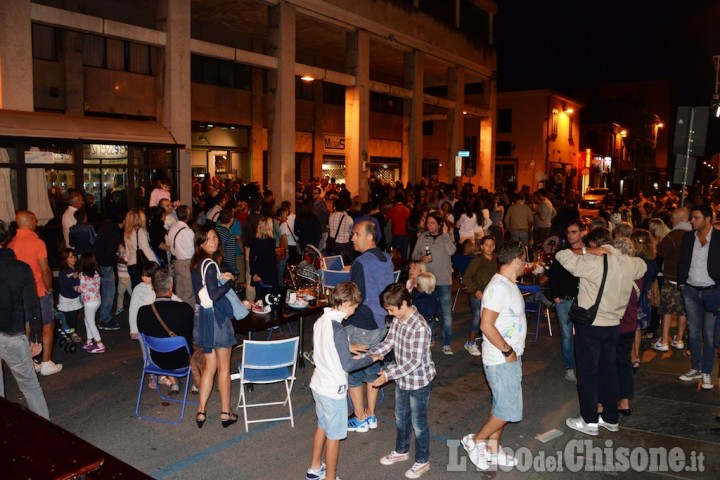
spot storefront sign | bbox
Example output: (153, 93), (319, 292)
(324, 135), (345, 154)
(83, 144), (128, 159)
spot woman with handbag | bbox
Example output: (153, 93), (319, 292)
(190, 225), (238, 428)
(124, 208), (158, 288)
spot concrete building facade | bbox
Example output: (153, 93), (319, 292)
(0, 0), (497, 221)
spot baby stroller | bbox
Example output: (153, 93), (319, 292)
(287, 244), (323, 291)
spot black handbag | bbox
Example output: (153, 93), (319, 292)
(569, 255), (608, 325)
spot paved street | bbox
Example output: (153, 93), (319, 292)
(4, 293), (720, 479)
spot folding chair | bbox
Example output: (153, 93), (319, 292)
(230, 337), (299, 431)
(136, 334), (196, 425)
(322, 255), (345, 271)
(518, 284), (551, 342)
(322, 269), (351, 290)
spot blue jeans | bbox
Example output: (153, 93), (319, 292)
(435, 284), (453, 346)
(470, 296), (481, 336)
(99, 265), (116, 325)
(0, 333), (49, 419)
(394, 382), (432, 464)
(682, 286), (720, 374)
(555, 299), (575, 369)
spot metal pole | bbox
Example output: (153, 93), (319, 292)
(680, 107), (695, 207)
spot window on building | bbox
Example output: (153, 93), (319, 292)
(190, 55), (251, 89)
(551, 110), (559, 136)
(568, 116), (574, 142)
(296, 76), (314, 101)
(323, 82), (345, 105)
(423, 121), (434, 136)
(32, 24), (57, 61)
(498, 109), (512, 133)
(496, 141), (513, 157)
(370, 92), (403, 116)
(83, 34), (154, 75)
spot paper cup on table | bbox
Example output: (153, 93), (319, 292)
(289, 292), (297, 303)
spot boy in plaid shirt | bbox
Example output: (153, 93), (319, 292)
(370, 283), (436, 479)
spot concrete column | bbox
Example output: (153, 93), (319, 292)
(63, 31), (84, 116)
(157, 0), (192, 206)
(446, 66), (465, 183)
(312, 80), (325, 180)
(251, 67), (264, 184)
(403, 50), (424, 185)
(345, 30), (370, 202)
(267, 3), (296, 201)
(0, 0), (33, 110)
(478, 78), (496, 191)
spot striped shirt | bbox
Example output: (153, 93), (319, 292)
(370, 307), (436, 390)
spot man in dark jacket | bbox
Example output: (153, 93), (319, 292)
(0, 220), (49, 419)
(677, 204), (720, 389)
(93, 213), (123, 331)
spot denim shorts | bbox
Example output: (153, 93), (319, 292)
(348, 360), (382, 388)
(40, 293), (54, 326)
(483, 358), (523, 422)
(312, 390), (348, 440)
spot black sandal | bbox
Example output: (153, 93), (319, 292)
(196, 411), (207, 428)
(220, 411), (238, 428)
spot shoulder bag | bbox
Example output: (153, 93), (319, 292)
(197, 259), (214, 308)
(150, 303), (176, 337)
(569, 255), (608, 325)
(325, 214), (345, 254)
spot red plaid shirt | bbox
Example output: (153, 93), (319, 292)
(370, 308), (436, 390)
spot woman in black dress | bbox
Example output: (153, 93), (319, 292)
(249, 217), (278, 302)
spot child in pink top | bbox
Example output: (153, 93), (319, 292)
(77, 252), (105, 353)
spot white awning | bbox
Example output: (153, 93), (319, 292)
(0, 110), (179, 145)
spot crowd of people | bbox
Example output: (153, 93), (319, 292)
(1, 173), (719, 478)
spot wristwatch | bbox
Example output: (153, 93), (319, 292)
(502, 346), (514, 357)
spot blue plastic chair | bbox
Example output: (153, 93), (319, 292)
(322, 269), (351, 289)
(136, 334), (197, 425)
(518, 284), (546, 342)
(230, 337), (299, 431)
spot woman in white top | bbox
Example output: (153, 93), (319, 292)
(123, 208), (157, 288)
(456, 203), (479, 246)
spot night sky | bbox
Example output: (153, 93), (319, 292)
(494, 0), (720, 106)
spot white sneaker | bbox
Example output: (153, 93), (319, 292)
(564, 369), (576, 382)
(651, 339), (669, 352)
(40, 361), (63, 376)
(380, 450), (410, 465)
(460, 434), (489, 470)
(33, 360), (41, 373)
(404, 462), (429, 479)
(679, 369), (702, 381)
(566, 416), (599, 436)
(464, 342), (481, 356)
(598, 415), (619, 432)
(702, 374), (713, 390)
(488, 448), (519, 467)
(671, 337), (685, 350)
(442, 345), (454, 356)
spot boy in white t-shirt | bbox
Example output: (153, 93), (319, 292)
(460, 243), (527, 471)
(306, 282), (380, 480)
